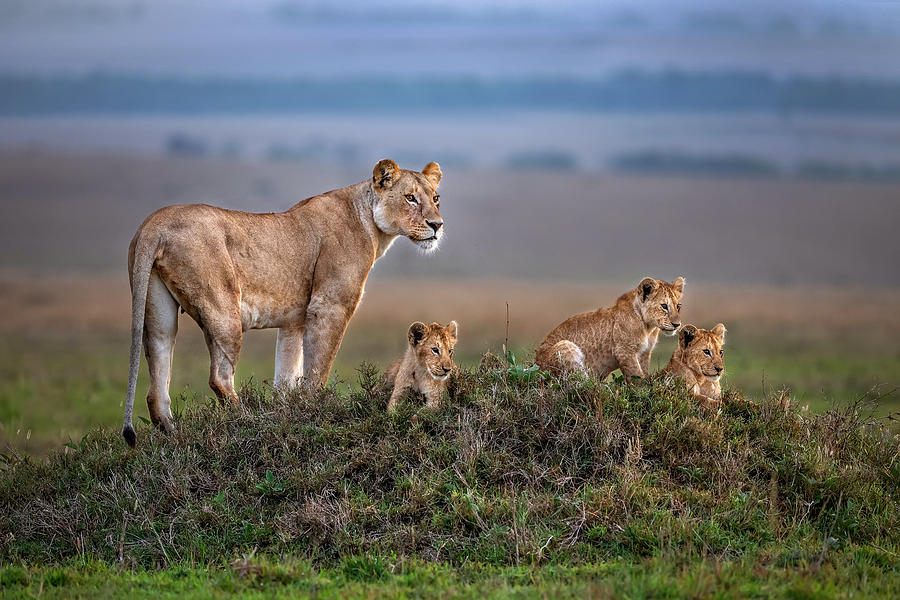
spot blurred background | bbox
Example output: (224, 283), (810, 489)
(1, 0), (899, 454)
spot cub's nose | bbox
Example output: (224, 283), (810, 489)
(442, 366), (451, 373)
(715, 366), (723, 374)
(427, 220), (443, 234)
(671, 322), (681, 329)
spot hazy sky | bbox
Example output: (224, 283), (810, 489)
(1, 0), (899, 77)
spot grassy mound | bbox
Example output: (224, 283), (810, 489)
(1, 364), (898, 574)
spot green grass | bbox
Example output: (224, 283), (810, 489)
(1, 366), (898, 597)
(2, 552), (899, 599)
(725, 348), (900, 408)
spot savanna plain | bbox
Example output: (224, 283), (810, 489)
(1, 152), (899, 598)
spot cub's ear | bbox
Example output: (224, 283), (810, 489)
(446, 320), (458, 343)
(638, 277), (656, 302)
(711, 323), (727, 343)
(373, 159), (400, 190)
(408, 321), (427, 346)
(422, 161), (442, 187)
(680, 324), (698, 348)
(672, 276), (685, 296)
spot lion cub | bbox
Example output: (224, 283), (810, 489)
(535, 277), (685, 380)
(662, 324), (726, 405)
(385, 321), (458, 411)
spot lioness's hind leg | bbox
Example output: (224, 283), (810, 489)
(203, 318), (242, 405)
(144, 272), (179, 432)
(551, 340), (588, 376)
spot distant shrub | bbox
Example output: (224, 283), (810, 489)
(165, 133), (208, 158)
(505, 150), (578, 171)
(219, 139), (243, 159)
(265, 142), (323, 162)
(264, 141), (362, 164)
(795, 160), (900, 181)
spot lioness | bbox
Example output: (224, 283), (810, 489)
(535, 277), (685, 379)
(385, 321), (458, 412)
(662, 324), (726, 405)
(123, 159), (444, 446)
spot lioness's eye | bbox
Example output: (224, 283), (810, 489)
(405, 194), (417, 204)
(431, 347), (440, 355)
(703, 349), (711, 356)
(677, 304), (682, 311)
(661, 303), (668, 311)
(433, 194), (440, 205)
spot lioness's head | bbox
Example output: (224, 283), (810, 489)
(634, 276), (685, 335)
(407, 320), (458, 381)
(676, 323), (726, 380)
(371, 159), (444, 252)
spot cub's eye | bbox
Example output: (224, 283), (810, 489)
(405, 194), (418, 204)
(431, 347), (440, 355)
(448, 348), (453, 356)
(661, 303), (668, 311)
(720, 350), (724, 356)
(677, 304), (682, 311)
(703, 349), (711, 356)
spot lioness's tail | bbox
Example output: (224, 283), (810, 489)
(122, 231), (160, 447)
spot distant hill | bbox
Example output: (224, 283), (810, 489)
(1, 70), (899, 116)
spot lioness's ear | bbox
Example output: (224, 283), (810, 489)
(711, 323), (727, 344)
(672, 276), (685, 296)
(446, 320), (458, 343)
(639, 277), (656, 302)
(680, 325), (698, 348)
(422, 161), (442, 187)
(408, 321), (427, 346)
(373, 159), (400, 190)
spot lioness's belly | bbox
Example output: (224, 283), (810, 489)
(240, 296), (307, 330)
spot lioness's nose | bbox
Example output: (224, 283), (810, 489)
(427, 220), (443, 234)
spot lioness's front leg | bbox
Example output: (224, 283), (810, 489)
(274, 325), (305, 387)
(302, 293), (355, 385)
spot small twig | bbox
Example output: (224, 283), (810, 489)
(504, 301), (510, 356)
(538, 380), (545, 433)
(536, 535), (554, 561)
(511, 490), (520, 567)
(145, 515), (172, 567)
(118, 512), (128, 562)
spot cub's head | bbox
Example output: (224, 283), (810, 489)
(677, 323), (726, 380)
(371, 159), (444, 252)
(407, 320), (458, 381)
(634, 276), (685, 335)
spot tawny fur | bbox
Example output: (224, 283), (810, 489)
(385, 321), (458, 412)
(535, 277), (685, 380)
(123, 159), (444, 446)
(662, 323), (727, 405)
